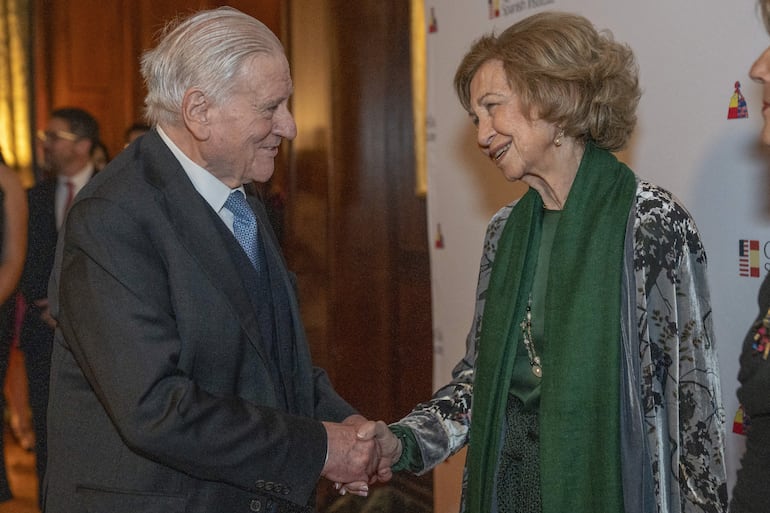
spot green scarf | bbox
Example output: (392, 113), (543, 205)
(466, 143), (637, 513)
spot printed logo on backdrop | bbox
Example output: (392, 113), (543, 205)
(489, 0), (556, 19)
(739, 239), (763, 277)
(426, 115), (436, 143)
(435, 223), (445, 249)
(428, 7), (438, 33)
(727, 81), (749, 119)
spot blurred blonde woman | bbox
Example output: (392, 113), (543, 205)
(0, 152), (28, 502)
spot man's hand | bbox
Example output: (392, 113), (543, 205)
(358, 420), (402, 482)
(334, 420), (403, 496)
(34, 298), (57, 329)
(321, 418), (378, 489)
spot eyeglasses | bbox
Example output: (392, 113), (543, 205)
(36, 129), (81, 143)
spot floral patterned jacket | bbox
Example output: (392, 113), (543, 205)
(393, 180), (728, 513)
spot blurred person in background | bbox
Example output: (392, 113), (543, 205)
(123, 121), (150, 147)
(0, 148), (28, 502)
(90, 140), (110, 172)
(22, 107), (99, 505)
(730, 2), (770, 512)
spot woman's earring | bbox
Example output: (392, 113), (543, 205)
(554, 128), (564, 147)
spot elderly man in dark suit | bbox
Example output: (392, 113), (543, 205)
(21, 107), (99, 505)
(43, 7), (388, 513)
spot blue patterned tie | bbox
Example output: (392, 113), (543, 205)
(224, 190), (262, 271)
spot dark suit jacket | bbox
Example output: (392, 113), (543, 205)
(21, 179), (57, 306)
(18, 177), (59, 504)
(44, 131), (356, 513)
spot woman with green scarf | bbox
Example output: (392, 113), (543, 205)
(348, 10), (727, 513)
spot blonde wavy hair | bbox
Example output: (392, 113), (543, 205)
(454, 11), (640, 152)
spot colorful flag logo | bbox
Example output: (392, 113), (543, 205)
(428, 7), (438, 33)
(489, 0), (500, 19)
(728, 81), (749, 119)
(739, 239), (761, 277)
(733, 404), (749, 435)
(435, 223), (444, 249)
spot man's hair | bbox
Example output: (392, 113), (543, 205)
(51, 107), (100, 150)
(141, 6), (284, 126)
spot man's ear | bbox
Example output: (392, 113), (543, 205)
(182, 88), (211, 140)
(74, 138), (93, 159)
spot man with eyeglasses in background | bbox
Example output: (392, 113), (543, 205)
(20, 107), (99, 506)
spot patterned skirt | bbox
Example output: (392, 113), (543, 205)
(496, 394), (541, 513)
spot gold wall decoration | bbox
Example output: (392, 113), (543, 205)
(0, 0), (33, 186)
(411, 0), (427, 197)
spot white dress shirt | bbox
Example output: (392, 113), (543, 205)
(156, 126), (244, 235)
(56, 164), (94, 230)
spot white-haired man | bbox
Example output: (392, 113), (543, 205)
(44, 7), (388, 513)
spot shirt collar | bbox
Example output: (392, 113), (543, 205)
(156, 126), (243, 213)
(58, 163), (94, 192)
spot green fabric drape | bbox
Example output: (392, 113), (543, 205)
(466, 143), (637, 513)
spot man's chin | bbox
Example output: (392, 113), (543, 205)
(249, 166), (275, 184)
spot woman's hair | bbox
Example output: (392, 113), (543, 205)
(454, 11), (640, 151)
(761, 0), (770, 33)
(141, 6), (284, 126)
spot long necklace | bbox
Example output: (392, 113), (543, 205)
(519, 295), (542, 378)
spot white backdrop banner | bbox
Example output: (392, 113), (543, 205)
(424, 0), (770, 507)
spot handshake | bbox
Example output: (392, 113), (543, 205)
(321, 415), (403, 497)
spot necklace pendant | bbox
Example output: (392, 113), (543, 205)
(531, 356), (542, 378)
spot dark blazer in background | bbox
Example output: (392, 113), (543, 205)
(19, 177), (58, 501)
(22, 180), (57, 302)
(44, 131), (356, 513)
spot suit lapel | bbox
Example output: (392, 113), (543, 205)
(139, 132), (270, 366)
